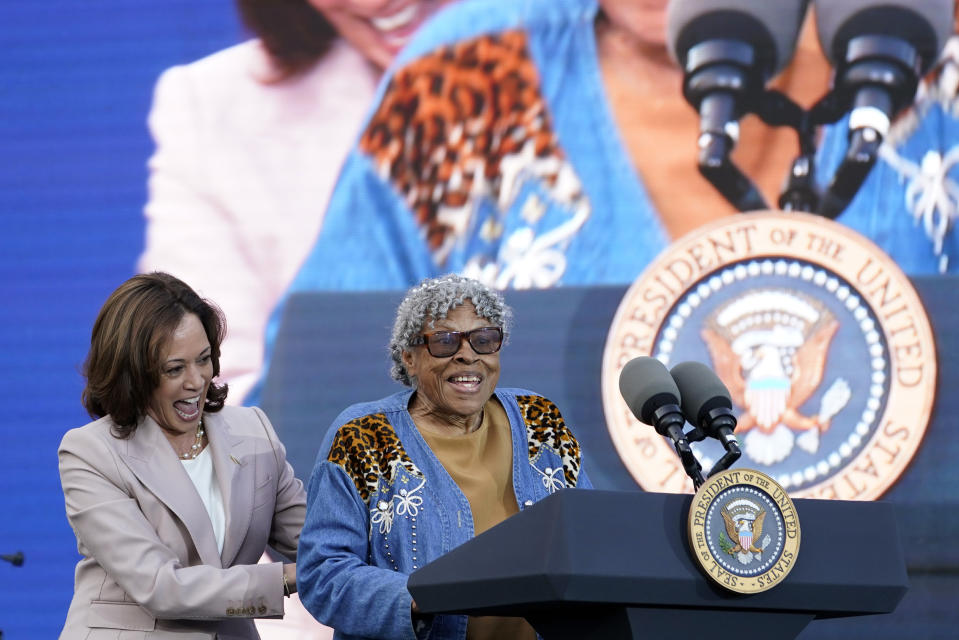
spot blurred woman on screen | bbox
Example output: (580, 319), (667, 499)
(138, 0), (454, 405)
(58, 272), (305, 639)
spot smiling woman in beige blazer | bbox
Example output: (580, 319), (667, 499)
(58, 272), (307, 639)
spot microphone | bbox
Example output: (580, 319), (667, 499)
(815, 0), (955, 217)
(619, 356), (705, 488)
(670, 361), (742, 477)
(1, 551), (24, 567)
(667, 0), (810, 212)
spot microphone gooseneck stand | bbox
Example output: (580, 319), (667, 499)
(1, 550), (24, 639)
(683, 39), (770, 212)
(651, 404), (707, 489)
(682, 35), (923, 218)
(683, 407), (742, 478)
(813, 35), (921, 218)
(1, 552), (23, 567)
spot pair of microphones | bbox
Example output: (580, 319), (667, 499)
(618, 357), (742, 489)
(666, 0), (955, 216)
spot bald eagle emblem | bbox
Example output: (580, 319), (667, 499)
(702, 289), (852, 466)
(720, 499), (771, 563)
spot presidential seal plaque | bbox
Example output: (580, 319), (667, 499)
(601, 211), (937, 499)
(688, 468), (800, 593)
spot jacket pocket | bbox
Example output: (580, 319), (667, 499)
(88, 600), (156, 631)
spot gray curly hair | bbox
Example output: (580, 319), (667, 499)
(389, 274), (513, 386)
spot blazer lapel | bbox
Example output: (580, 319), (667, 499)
(118, 416), (222, 568)
(205, 412), (255, 567)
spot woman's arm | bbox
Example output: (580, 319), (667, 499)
(297, 460), (417, 639)
(250, 406), (307, 561)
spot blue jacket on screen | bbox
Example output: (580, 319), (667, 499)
(246, 0), (959, 406)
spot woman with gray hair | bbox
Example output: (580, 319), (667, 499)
(296, 273), (591, 639)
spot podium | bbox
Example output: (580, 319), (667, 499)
(407, 490), (908, 640)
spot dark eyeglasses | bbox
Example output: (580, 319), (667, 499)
(410, 326), (504, 358)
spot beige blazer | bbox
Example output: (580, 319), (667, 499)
(58, 405), (306, 639)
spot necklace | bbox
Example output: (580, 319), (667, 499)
(180, 419), (205, 460)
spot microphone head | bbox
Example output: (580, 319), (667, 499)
(618, 356), (682, 425)
(815, 0), (954, 74)
(667, 0), (810, 77)
(669, 361), (733, 427)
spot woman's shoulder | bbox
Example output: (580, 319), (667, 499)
(314, 391), (411, 451)
(327, 392), (410, 432)
(495, 387), (554, 405)
(219, 404), (260, 418)
(148, 40), (272, 134)
(59, 415), (118, 449)
(208, 404), (272, 435)
(150, 38), (377, 135)
(57, 417), (132, 470)
(158, 40), (270, 88)
(496, 389), (576, 433)
(392, 0), (595, 67)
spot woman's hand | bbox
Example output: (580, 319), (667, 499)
(283, 563), (297, 595)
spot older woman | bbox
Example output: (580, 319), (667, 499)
(58, 272), (306, 639)
(297, 274), (591, 639)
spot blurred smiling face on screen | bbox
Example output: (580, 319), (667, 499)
(147, 312), (213, 439)
(308, 0), (452, 69)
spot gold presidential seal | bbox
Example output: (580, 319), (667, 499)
(688, 468), (800, 593)
(601, 211), (936, 499)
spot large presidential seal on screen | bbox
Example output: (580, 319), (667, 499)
(601, 211), (936, 499)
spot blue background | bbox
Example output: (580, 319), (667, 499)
(0, 1), (243, 636)
(2, 1), (956, 638)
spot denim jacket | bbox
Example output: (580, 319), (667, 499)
(297, 388), (592, 640)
